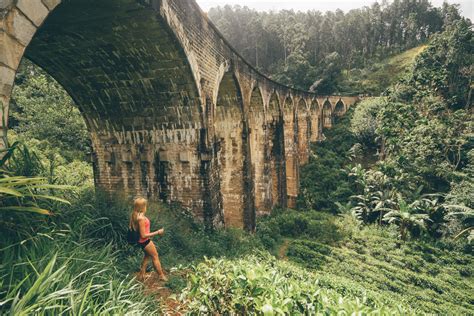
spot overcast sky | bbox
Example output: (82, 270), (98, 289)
(196, 0), (473, 20)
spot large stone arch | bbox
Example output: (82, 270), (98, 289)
(1, 0), (211, 216)
(0, 0), (360, 229)
(323, 99), (333, 129)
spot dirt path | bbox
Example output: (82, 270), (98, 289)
(138, 271), (187, 315)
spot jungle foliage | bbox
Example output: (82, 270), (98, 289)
(9, 59), (93, 188)
(346, 21), (473, 242)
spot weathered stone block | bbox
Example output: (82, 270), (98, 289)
(179, 151), (190, 162)
(0, 30), (25, 69)
(16, 0), (49, 27)
(140, 150), (151, 162)
(3, 8), (36, 46)
(0, 65), (15, 95)
(0, 94), (9, 127)
(103, 151), (112, 162)
(42, 0), (61, 10)
(200, 153), (211, 161)
(121, 151), (132, 162)
(0, 0), (14, 10)
(159, 150), (170, 162)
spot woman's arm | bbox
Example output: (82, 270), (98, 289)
(138, 219), (164, 239)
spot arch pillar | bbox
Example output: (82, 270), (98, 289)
(309, 99), (320, 142)
(282, 95), (298, 208)
(0, 0), (59, 146)
(297, 98), (310, 165)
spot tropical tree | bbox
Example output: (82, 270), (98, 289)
(382, 195), (431, 240)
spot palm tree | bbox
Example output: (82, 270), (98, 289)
(381, 195), (431, 240)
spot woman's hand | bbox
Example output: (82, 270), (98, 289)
(157, 228), (165, 236)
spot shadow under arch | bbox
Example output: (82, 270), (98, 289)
(334, 99), (345, 116)
(297, 98), (310, 165)
(248, 86), (268, 215)
(266, 92), (287, 209)
(282, 95), (298, 208)
(323, 99), (333, 129)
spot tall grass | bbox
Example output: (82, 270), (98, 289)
(0, 196), (157, 315)
(0, 187), (261, 314)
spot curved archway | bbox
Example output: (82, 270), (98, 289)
(323, 99), (333, 129)
(334, 100), (345, 116)
(4, 0), (206, 215)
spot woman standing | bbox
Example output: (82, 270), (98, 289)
(129, 197), (168, 281)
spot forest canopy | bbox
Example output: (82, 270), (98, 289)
(208, 0), (465, 94)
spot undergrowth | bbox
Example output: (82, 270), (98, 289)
(178, 252), (407, 314)
(0, 188), (260, 315)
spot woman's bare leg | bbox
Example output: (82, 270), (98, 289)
(139, 253), (149, 280)
(144, 241), (167, 281)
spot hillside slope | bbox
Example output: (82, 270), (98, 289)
(339, 45), (427, 95)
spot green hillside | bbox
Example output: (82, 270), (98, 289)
(339, 45), (427, 95)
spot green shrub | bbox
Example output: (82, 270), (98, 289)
(309, 221), (474, 314)
(179, 252), (405, 314)
(287, 240), (331, 269)
(258, 210), (346, 246)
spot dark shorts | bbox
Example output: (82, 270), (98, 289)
(138, 239), (151, 250)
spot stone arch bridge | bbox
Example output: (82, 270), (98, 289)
(0, 0), (359, 230)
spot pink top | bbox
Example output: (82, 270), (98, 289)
(138, 217), (150, 243)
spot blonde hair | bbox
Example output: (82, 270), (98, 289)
(129, 197), (147, 231)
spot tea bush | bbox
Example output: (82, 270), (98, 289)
(257, 209), (346, 251)
(284, 220), (474, 314)
(179, 252), (406, 314)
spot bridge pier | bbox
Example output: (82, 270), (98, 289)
(281, 96), (299, 208)
(297, 99), (310, 165)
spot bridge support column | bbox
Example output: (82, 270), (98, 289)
(282, 96), (299, 208)
(297, 99), (310, 165)
(309, 100), (320, 142)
